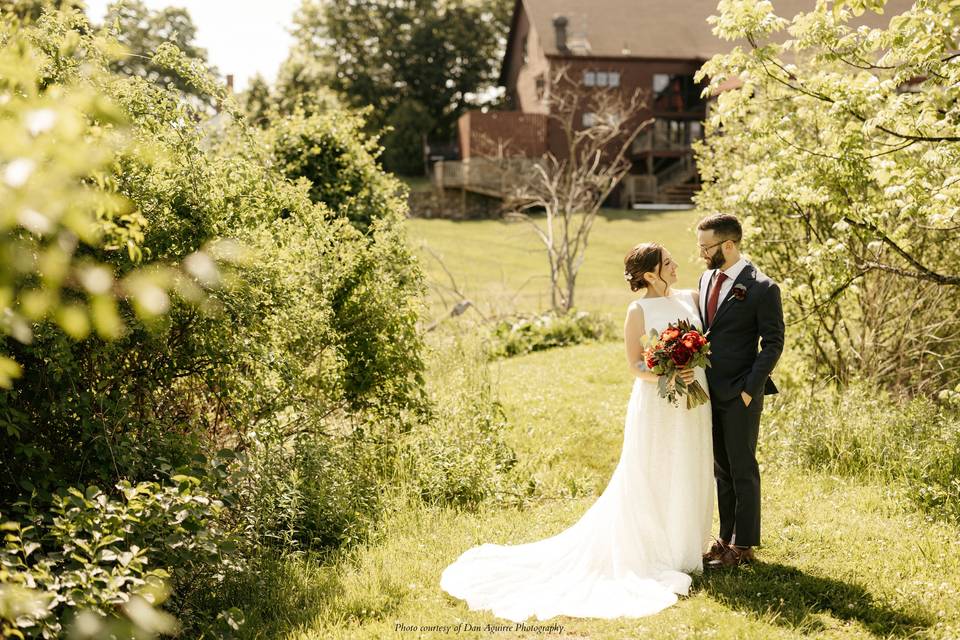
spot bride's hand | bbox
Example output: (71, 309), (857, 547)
(676, 367), (695, 385)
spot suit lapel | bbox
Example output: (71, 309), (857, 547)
(708, 263), (757, 330)
(699, 270), (713, 321)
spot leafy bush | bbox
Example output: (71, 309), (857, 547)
(0, 10), (229, 389)
(762, 384), (960, 522)
(1, 7), (427, 490)
(268, 109), (408, 232)
(399, 334), (519, 508)
(695, 0), (960, 394)
(487, 310), (616, 359)
(1, 7), (433, 635)
(0, 474), (233, 638)
(230, 429), (387, 551)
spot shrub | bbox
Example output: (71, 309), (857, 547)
(0, 474), (233, 638)
(268, 109), (408, 232)
(1, 7), (432, 635)
(487, 310), (616, 359)
(399, 334), (519, 508)
(229, 428), (386, 551)
(762, 384), (960, 522)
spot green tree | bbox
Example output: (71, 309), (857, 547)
(0, 0), (85, 24)
(102, 0), (217, 105)
(238, 73), (273, 128)
(281, 0), (512, 174)
(694, 0), (960, 393)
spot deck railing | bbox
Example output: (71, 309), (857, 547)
(433, 157), (543, 196)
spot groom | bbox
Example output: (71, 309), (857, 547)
(695, 213), (784, 569)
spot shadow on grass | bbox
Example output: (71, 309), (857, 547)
(693, 561), (933, 637)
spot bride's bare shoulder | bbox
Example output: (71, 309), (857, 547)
(625, 299), (647, 321)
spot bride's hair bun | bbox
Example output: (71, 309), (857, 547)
(624, 242), (665, 293)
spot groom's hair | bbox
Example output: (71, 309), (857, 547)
(697, 213), (742, 243)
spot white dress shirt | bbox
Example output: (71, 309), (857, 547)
(700, 257), (749, 320)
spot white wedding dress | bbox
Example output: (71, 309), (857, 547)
(440, 290), (714, 622)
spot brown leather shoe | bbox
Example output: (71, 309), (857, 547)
(706, 545), (756, 569)
(702, 538), (729, 563)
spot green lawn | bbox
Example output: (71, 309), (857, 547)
(243, 341), (960, 640)
(224, 213), (960, 639)
(407, 209), (706, 322)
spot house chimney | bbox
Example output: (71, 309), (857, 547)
(553, 16), (569, 53)
(226, 74), (234, 92)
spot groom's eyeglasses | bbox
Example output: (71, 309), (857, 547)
(698, 241), (725, 255)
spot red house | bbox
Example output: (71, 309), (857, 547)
(443, 0), (909, 208)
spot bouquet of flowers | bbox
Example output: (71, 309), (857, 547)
(642, 319), (711, 409)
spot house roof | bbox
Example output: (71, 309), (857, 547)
(514, 0), (913, 60)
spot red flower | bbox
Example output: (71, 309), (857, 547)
(660, 327), (681, 343)
(680, 332), (699, 350)
(670, 344), (693, 366)
(645, 349), (657, 370)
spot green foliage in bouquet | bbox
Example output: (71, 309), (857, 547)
(643, 319), (711, 409)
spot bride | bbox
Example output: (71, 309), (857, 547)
(440, 242), (714, 622)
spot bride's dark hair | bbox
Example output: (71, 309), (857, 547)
(624, 243), (667, 292)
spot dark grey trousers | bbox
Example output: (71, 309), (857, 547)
(711, 392), (763, 547)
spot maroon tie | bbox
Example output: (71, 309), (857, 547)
(706, 271), (729, 326)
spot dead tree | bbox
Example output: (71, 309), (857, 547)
(504, 66), (652, 313)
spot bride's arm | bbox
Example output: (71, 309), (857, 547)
(624, 304), (659, 382)
(690, 289), (702, 320)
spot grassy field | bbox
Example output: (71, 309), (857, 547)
(407, 209), (705, 322)
(235, 213), (960, 639)
(242, 342), (960, 640)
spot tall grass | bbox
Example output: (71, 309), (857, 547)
(762, 383), (960, 522)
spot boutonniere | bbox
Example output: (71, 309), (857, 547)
(729, 284), (747, 301)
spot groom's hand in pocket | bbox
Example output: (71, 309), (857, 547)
(741, 391), (752, 407)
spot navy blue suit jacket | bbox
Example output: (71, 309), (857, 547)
(699, 263), (785, 402)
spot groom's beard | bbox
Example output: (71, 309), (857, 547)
(706, 250), (725, 270)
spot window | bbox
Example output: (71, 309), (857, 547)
(586, 70), (622, 88)
(652, 73), (704, 112)
(653, 73), (670, 94)
(535, 73), (546, 101)
(582, 112), (596, 127)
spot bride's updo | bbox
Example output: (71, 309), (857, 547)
(623, 242), (666, 292)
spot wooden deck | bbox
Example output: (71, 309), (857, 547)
(431, 155), (699, 210)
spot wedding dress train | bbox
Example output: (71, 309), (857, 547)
(440, 291), (714, 622)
